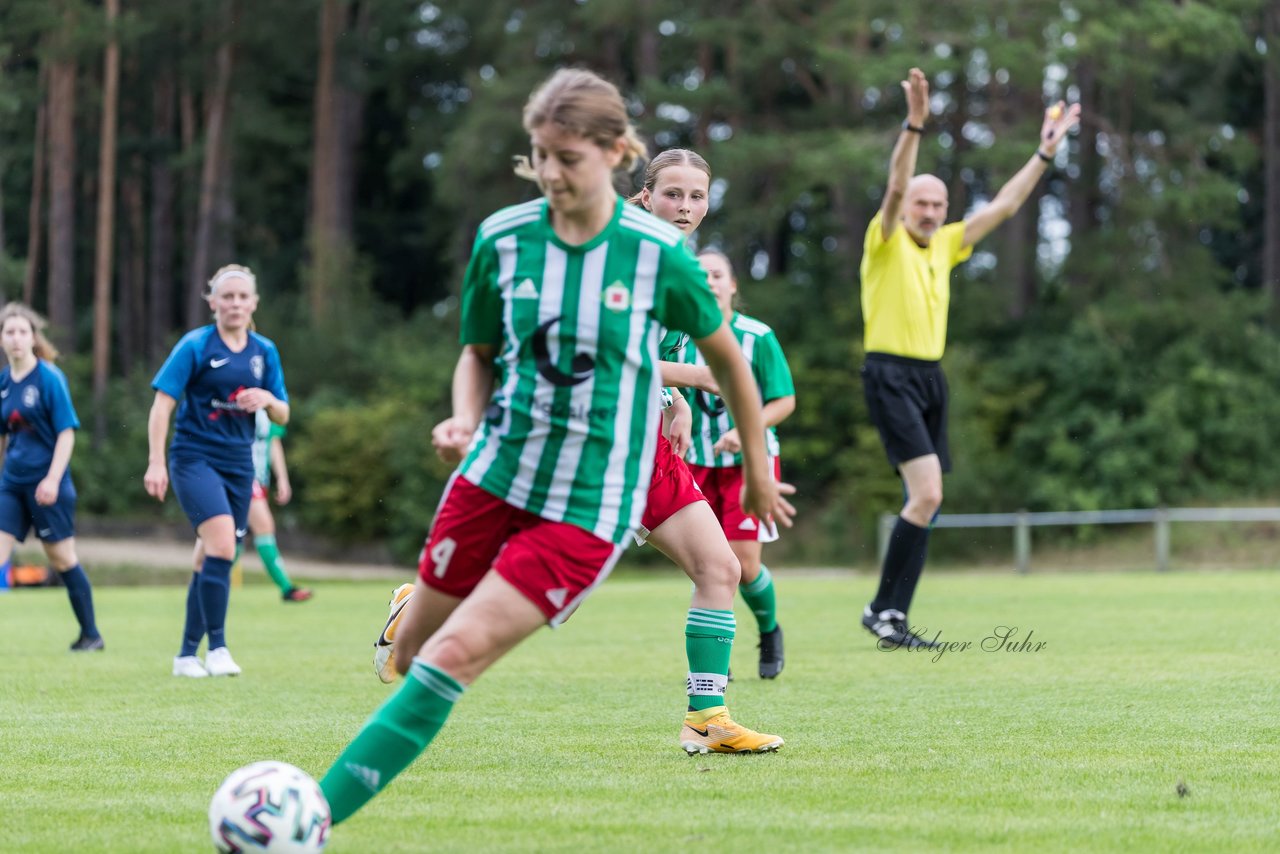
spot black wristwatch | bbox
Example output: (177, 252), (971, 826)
(902, 120), (925, 134)
(1036, 149), (1054, 163)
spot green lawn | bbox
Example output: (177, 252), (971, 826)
(1, 569), (1277, 853)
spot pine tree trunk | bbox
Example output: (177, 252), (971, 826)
(1067, 59), (1101, 297)
(22, 65), (48, 307)
(309, 0), (343, 321)
(117, 161), (146, 377)
(1264, 0), (1280, 314)
(148, 76), (177, 360)
(188, 8), (236, 329)
(0, 152), (5, 299)
(210, 132), (236, 270)
(46, 43), (77, 349)
(93, 0), (121, 445)
(179, 83), (198, 323)
(636, 0), (659, 82)
(308, 0), (365, 321)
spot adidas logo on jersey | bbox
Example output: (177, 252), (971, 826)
(513, 279), (539, 299)
(546, 587), (568, 608)
(738, 519), (757, 531)
(345, 762), (381, 793)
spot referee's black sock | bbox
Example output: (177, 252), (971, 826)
(870, 516), (929, 614)
(890, 523), (931, 615)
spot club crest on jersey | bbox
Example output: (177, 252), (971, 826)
(250, 355), (264, 380)
(602, 282), (631, 312)
(22, 386), (39, 408)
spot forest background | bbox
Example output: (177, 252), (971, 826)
(1, 0), (1278, 565)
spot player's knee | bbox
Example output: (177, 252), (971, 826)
(692, 550), (741, 591)
(912, 485), (943, 516)
(419, 632), (482, 683)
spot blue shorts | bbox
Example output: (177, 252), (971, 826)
(170, 455), (254, 540)
(0, 476), (77, 543)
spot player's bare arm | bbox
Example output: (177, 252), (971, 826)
(433, 344), (496, 464)
(696, 324), (794, 527)
(711, 396), (796, 456)
(237, 388), (290, 426)
(880, 67), (930, 241)
(35, 428), (75, 506)
(144, 391), (177, 501)
(664, 393), (694, 459)
(660, 359), (718, 395)
(962, 101), (1082, 248)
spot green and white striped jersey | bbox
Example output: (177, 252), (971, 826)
(457, 197), (722, 545)
(251, 409), (286, 487)
(671, 312), (794, 468)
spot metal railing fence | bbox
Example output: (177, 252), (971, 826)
(876, 507), (1280, 572)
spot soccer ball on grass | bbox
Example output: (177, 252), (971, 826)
(209, 760), (331, 853)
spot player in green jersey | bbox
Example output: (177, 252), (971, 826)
(668, 250), (796, 674)
(246, 410), (310, 601)
(312, 69), (793, 829)
(629, 149), (791, 750)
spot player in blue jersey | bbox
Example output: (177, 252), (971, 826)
(0, 304), (102, 651)
(145, 264), (290, 678)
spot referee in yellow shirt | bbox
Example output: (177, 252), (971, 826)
(859, 67), (1081, 649)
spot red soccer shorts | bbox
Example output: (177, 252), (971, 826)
(251, 481), (267, 502)
(635, 427), (707, 543)
(687, 458), (782, 543)
(418, 475), (622, 626)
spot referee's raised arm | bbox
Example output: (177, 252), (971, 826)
(879, 67), (930, 242)
(961, 100), (1082, 249)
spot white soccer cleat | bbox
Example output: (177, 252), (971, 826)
(374, 583), (415, 684)
(205, 646), (242, 677)
(173, 655), (209, 678)
(374, 644), (395, 684)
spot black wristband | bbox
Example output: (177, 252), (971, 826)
(902, 120), (925, 134)
(1036, 149), (1053, 163)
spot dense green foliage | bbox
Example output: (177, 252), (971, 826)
(2, 571), (1278, 851)
(0, 1), (1277, 561)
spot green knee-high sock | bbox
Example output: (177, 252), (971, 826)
(254, 534), (293, 594)
(320, 660), (463, 824)
(685, 608), (735, 712)
(739, 564), (778, 633)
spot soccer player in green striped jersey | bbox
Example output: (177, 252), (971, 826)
(669, 250), (796, 674)
(313, 69), (792, 829)
(628, 149), (790, 752)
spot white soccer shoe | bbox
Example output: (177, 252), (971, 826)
(374, 583), (415, 684)
(173, 655), (209, 678)
(205, 646), (242, 677)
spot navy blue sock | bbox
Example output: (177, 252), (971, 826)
(199, 556), (234, 650)
(60, 564), (100, 639)
(179, 572), (206, 657)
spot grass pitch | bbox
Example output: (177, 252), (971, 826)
(1, 568), (1277, 853)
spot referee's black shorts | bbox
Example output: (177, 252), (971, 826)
(861, 352), (951, 473)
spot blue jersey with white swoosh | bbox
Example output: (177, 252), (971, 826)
(152, 326), (288, 472)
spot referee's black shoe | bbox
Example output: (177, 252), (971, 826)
(758, 625), (784, 679)
(861, 606), (940, 650)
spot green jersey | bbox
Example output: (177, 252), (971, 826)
(673, 312), (794, 468)
(252, 409), (286, 486)
(458, 197), (722, 545)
